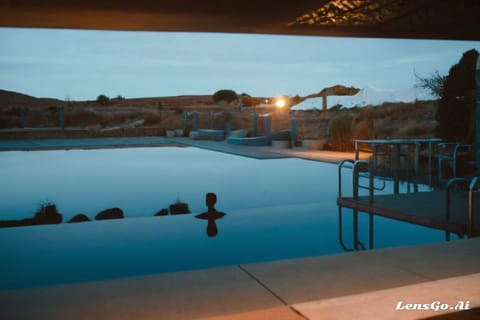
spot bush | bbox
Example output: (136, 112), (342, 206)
(240, 93), (264, 107)
(355, 119), (374, 140)
(96, 94), (110, 106)
(329, 114), (354, 151)
(213, 89), (238, 103)
(396, 119), (433, 137)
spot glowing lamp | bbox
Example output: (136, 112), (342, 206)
(275, 98), (286, 108)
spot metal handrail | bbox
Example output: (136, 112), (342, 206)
(338, 159), (355, 198)
(352, 160), (369, 200)
(352, 160), (370, 250)
(338, 160), (366, 251)
(337, 205), (354, 252)
(437, 143), (473, 180)
(337, 159), (388, 251)
(338, 159), (385, 202)
(353, 160), (386, 203)
(468, 176), (479, 237)
(445, 177), (475, 239)
(338, 159), (355, 251)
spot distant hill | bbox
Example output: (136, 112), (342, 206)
(0, 89), (65, 108)
(0, 89), (215, 109)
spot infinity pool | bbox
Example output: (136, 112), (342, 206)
(0, 146), (343, 221)
(0, 147), (446, 289)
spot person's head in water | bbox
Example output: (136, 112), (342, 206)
(206, 192), (217, 211)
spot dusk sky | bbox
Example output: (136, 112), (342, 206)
(0, 27), (479, 101)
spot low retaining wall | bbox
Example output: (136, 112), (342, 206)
(227, 136), (270, 146)
(0, 127), (166, 139)
(272, 140), (290, 149)
(190, 129), (225, 141)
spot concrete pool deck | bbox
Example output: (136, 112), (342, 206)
(1, 237), (479, 320)
(0, 136), (371, 163)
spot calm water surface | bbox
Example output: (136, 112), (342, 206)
(1, 147), (341, 220)
(0, 147), (446, 289)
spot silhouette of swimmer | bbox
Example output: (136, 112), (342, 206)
(195, 193), (226, 237)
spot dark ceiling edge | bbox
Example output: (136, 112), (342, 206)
(1, 24), (478, 42)
(0, 2), (480, 41)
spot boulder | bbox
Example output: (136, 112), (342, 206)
(154, 208), (169, 216)
(169, 203), (191, 215)
(68, 214), (91, 223)
(95, 208), (124, 220)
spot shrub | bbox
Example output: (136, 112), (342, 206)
(373, 119), (394, 138)
(357, 106), (374, 120)
(240, 93), (264, 107)
(329, 114), (354, 151)
(397, 119), (436, 138)
(355, 119), (375, 140)
(96, 94), (110, 106)
(213, 89), (238, 103)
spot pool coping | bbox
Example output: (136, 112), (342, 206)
(0, 237), (479, 319)
(0, 136), (371, 163)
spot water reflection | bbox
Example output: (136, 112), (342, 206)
(195, 193), (226, 237)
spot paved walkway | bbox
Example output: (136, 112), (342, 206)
(1, 237), (479, 319)
(0, 136), (371, 163)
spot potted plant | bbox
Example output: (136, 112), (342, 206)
(165, 117), (176, 137)
(175, 116), (184, 137)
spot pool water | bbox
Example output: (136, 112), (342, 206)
(1, 147), (344, 221)
(0, 147), (447, 290)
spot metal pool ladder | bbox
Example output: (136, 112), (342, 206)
(337, 159), (385, 251)
(445, 176), (480, 239)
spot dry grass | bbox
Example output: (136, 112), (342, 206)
(293, 100), (438, 149)
(1, 90), (439, 150)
